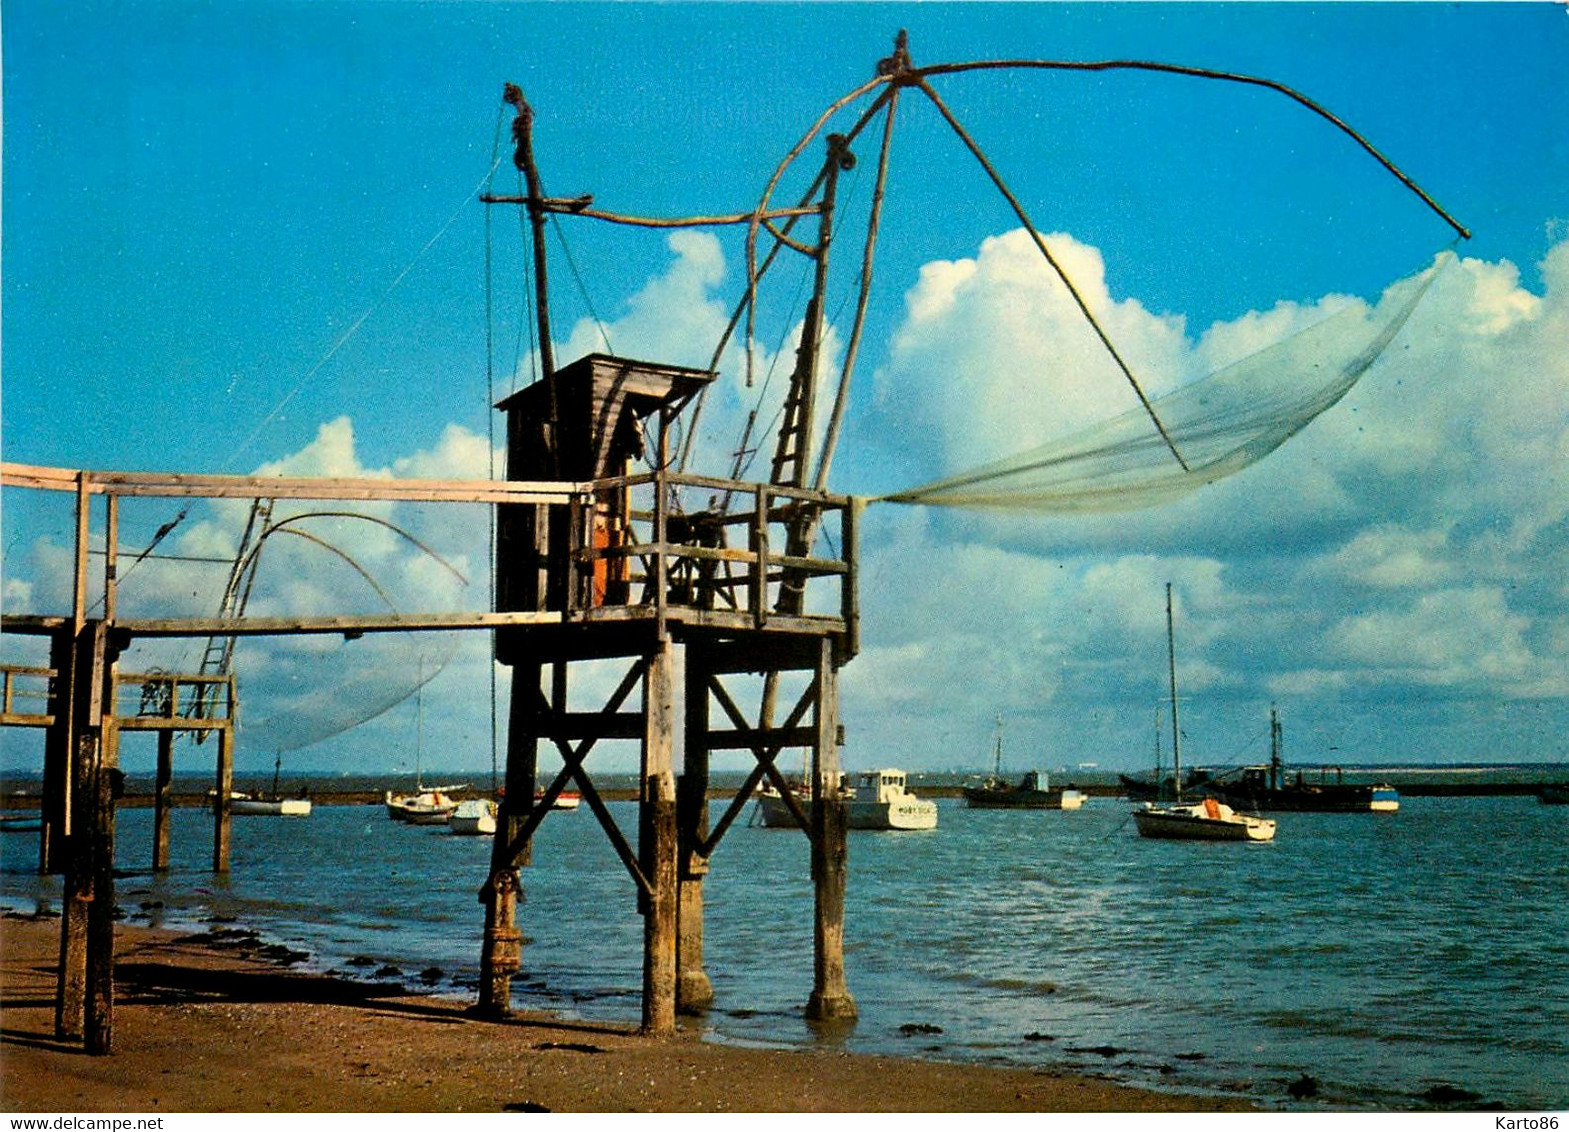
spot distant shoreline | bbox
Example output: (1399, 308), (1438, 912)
(3, 779), (1563, 812)
(3, 775), (1564, 812)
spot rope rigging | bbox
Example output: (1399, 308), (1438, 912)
(492, 31), (1466, 521)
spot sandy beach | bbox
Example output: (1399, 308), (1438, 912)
(1, 912), (1255, 1113)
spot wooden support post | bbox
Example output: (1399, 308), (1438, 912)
(640, 640), (678, 1035)
(842, 497), (862, 660)
(55, 620), (114, 1047)
(807, 637), (856, 1021)
(40, 628), (74, 875)
(479, 662), (541, 1018)
(677, 645), (714, 1014)
(86, 654), (119, 1055)
(153, 730), (174, 871)
(212, 723), (233, 873)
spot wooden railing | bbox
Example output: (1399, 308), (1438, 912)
(0, 664), (235, 731)
(561, 470), (859, 650)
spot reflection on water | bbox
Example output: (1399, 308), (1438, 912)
(4, 795), (1567, 1110)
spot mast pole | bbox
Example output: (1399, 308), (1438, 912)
(503, 84), (560, 475)
(1270, 704), (1282, 792)
(1166, 583), (1182, 804)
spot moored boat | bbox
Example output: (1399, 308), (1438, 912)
(963, 716), (1087, 810)
(964, 770), (1086, 810)
(1132, 585), (1277, 844)
(449, 798), (498, 835)
(229, 756), (312, 816)
(1205, 709), (1399, 813)
(754, 769), (936, 831)
(231, 795), (312, 817)
(385, 788), (461, 824)
(535, 787), (582, 811)
(1134, 797), (1276, 841)
(845, 768), (938, 831)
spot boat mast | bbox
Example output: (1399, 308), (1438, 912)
(994, 713), (1003, 777)
(1269, 704), (1282, 792)
(501, 83), (560, 476)
(1153, 705), (1163, 786)
(1166, 583), (1182, 804)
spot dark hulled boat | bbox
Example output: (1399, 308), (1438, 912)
(964, 716), (1086, 810)
(1207, 709), (1399, 813)
(963, 769), (1086, 810)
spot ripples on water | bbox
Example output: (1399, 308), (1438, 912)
(3, 795), (1565, 1110)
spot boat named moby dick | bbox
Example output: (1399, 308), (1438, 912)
(755, 768), (937, 831)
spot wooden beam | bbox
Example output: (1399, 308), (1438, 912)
(102, 611), (563, 637)
(2, 461), (586, 505)
(704, 725), (816, 750)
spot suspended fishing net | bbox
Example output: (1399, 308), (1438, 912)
(231, 632), (462, 754)
(877, 252), (1450, 511)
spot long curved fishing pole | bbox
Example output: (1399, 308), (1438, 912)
(910, 57), (1470, 241)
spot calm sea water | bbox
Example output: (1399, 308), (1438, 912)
(4, 794), (1566, 1111)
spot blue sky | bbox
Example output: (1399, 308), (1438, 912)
(3, 2), (1567, 776)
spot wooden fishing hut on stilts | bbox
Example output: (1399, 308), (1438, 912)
(0, 69), (865, 1050)
(475, 82), (862, 1032)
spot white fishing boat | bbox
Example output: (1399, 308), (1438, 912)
(449, 798), (498, 835)
(845, 768), (938, 831)
(1134, 585), (1276, 844)
(751, 767), (859, 829)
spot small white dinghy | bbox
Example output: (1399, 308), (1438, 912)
(448, 798), (498, 836)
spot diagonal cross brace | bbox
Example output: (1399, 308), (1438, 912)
(494, 657), (653, 897)
(702, 674), (819, 849)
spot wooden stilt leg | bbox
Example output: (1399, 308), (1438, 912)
(55, 621), (109, 1043)
(479, 663), (540, 1018)
(153, 731), (173, 871)
(479, 869), (522, 1017)
(807, 638), (856, 1021)
(212, 724), (232, 874)
(677, 645), (714, 1014)
(85, 672), (119, 1055)
(40, 628), (74, 876)
(641, 641), (678, 1035)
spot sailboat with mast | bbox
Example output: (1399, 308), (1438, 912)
(1132, 585), (1277, 842)
(385, 665), (462, 824)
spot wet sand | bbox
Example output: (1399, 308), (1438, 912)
(1, 913), (1255, 1113)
